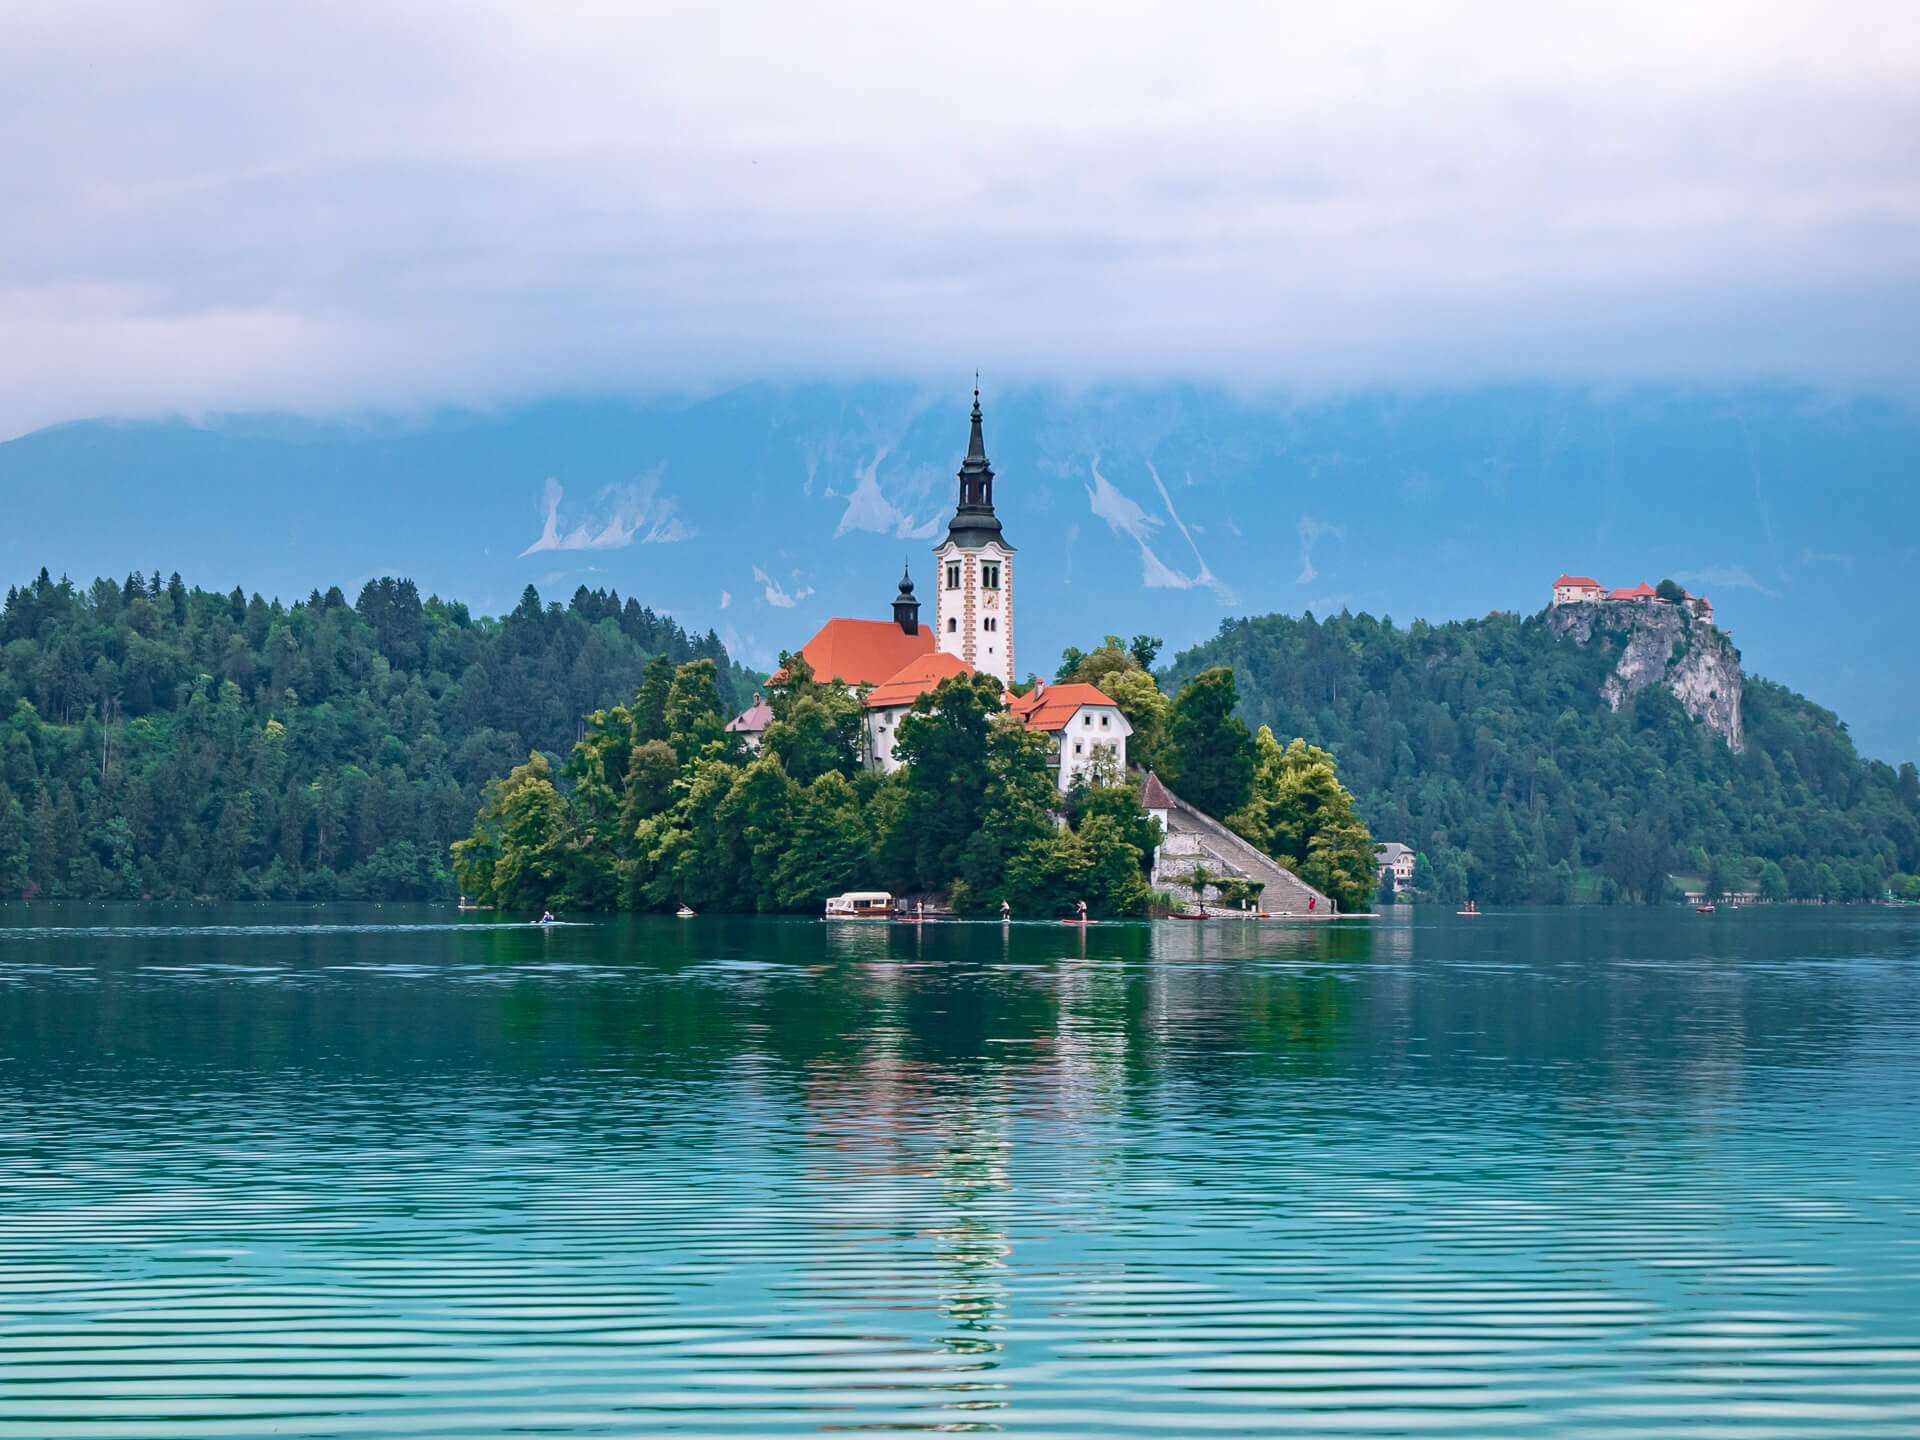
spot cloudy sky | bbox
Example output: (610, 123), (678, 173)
(3, 0), (1917, 438)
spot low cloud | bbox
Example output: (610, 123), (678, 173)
(521, 473), (691, 556)
(753, 566), (815, 609)
(719, 589), (731, 610)
(6, 2), (1913, 437)
(1296, 515), (1344, 585)
(1674, 564), (1780, 599)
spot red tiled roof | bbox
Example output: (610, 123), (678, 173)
(1609, 582), (1656, 600)
(864, 652), (975, 709)
(1554, 574), (1602, 589)
(1139, 771), (1175, 809)
(1011, 682), (1120, 733)
(774, 618), (935, 687)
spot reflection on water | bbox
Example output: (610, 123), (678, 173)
(2, 904), (1919, 1436)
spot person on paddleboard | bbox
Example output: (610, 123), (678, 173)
(1000, 900), (1011, 921)
(1076, 900), (1088, 922)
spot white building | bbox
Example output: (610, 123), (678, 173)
(1375, 842), (1415, 890)
(1552, 574), (1605, 605)
(724, 692), (774, 752)
(1007, 682), (1133, 791)
(861, 651), (975, 772)
(934, 387), (1016, 686)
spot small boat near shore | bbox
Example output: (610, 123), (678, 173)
(826, 891), (895, 920)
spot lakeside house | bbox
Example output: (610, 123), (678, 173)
(1375, 842), (1415, 891)
(724, 693), (775, 751)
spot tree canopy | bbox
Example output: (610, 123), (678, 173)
(1166, 607), (1920, 904)
(0, 568), (752, 900)
(454, 661), (1157, 917)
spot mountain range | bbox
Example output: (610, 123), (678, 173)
(4, 382), (1913, 762)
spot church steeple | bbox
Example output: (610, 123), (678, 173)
(946, 381), (1007, 548)
(892, 560), (920, 634)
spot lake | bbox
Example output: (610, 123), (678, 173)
(2, 904), (1918, 1437)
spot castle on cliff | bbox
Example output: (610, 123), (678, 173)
(1552, 573), (1715, 627)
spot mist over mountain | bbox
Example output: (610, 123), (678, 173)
(3, 382), (1913, 762)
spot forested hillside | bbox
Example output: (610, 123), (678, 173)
(1164, 610), (1920, 904)
(0, 569), (751, 900)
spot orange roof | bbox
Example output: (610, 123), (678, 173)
(775, 617), (935, 687)
(1010, 682), (1120, 732)
(1555, 574), (1601, 588)
(1609, 582), (1656, 600)
(865, 652), (975, 709)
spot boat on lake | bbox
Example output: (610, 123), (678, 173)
(1457, 900), (1481, 916)
(826, 890), (895, 919)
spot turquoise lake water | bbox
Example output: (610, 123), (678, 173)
(2, 904), (1918, 1437)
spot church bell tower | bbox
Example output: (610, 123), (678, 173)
(933, 385), (1015, 684)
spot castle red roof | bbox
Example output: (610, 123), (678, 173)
(864, 652), (975, 709)
(774, 617), (935, 687)
(1609, 582), (1656, 600)
(1008, 682), (1121, 733)
(1554, 574), (1602, 589)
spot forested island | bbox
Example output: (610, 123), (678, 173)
(448, 639), (1380, 917)
(4, 567), (1917, 908)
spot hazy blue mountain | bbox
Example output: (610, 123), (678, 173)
(4, 383), (1914, 761)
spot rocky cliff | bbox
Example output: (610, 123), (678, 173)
(1546, 600), (1744, 750)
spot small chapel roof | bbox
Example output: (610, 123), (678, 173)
(1139, 771), (1175, 810)
(1609, 581), (1657, 600)
(725, 693), (774, 734)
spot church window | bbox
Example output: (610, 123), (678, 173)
(981, 561), (1000, 590)
(947, 616), (957, 633)
(1074, 742), (1083, 755)
(945, 562), (961, 590)
(983, 616), (996, 632)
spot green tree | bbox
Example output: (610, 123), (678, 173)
(664, 659), (730, 765)
(451, 752), (570, 909)
(771, 772), (875, 910)
(1228, 728), (1376, 911)
(1166, 666), (1253, 818)
(889, 673), (1008, 891)
(761, 656), (862, 783)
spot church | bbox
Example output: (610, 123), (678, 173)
(726, 389), (1132, 792)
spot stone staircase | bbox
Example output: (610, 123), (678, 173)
(1148, 779), (1331, 913)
